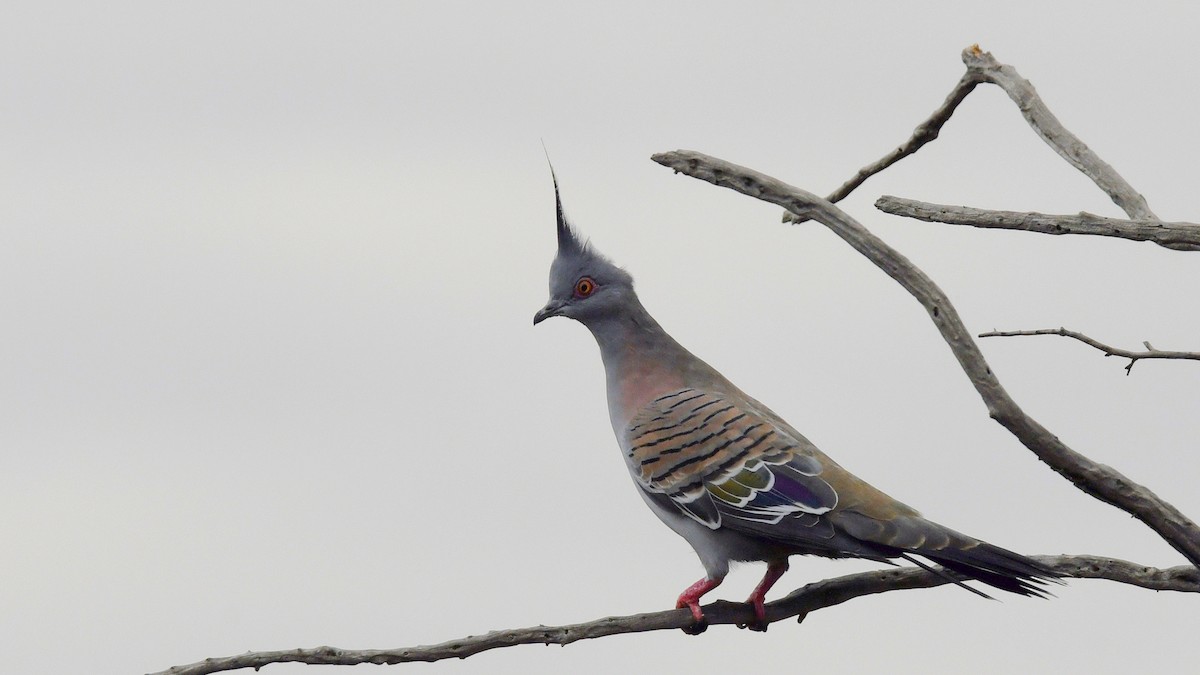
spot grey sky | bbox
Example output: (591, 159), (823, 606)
(2, 3), (1197, 674)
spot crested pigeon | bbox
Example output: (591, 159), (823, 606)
(533, 172), (1058, 632)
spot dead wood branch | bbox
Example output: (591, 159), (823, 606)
(961, 47), (1157, 219)
(875, 197), (1200, 251)
(787, 46), (1158, 223)
(783, 71), (980, 224)
(979, 328), (1200, 374)
(148, 555), (1198, 675)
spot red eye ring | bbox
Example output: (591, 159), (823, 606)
(574, 277), (596, 298)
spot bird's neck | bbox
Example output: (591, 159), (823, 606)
(585, 297), (707, 433)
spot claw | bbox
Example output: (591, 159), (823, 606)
(745, 595), (770, 632)
(743, 560), (789, 632)
(676, 596), (706, 624)
(675, 575), (724, 635)
(675, 588), (709, 634)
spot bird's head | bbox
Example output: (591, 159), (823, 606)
(533, 169), (636, 328)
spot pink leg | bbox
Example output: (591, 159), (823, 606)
(676, 575), (725, 626)
(745, 560), (789, 630)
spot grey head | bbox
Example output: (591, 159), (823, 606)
(532, 169), (637, 329)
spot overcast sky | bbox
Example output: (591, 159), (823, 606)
(3, 3), (1198, 674)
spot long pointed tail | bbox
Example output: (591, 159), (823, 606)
(905, 540), (1060, 598)
(836, 511), (1061, 597)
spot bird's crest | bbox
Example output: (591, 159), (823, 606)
(539, 151), (631, 297)
(547, 159), (587, 258)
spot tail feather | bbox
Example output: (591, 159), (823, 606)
(914, 540), (1060, 598)
(899, 552), (997, 599)
(834, 511), (1060, 598)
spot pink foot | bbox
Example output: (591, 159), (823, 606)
(675, 576), (724, 634)
(744, 560), (789, 631)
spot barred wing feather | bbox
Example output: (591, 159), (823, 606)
(625, 388), (838, 530)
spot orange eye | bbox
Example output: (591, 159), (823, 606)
(574, 277), (596, 298)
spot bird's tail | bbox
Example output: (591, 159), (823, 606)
(902, 540), (1059, 598)
(836, 511), (1061, 598)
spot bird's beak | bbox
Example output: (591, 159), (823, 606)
(533, 300), (564, 325)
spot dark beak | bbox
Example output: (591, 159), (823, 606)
(533, 300), (564, 325)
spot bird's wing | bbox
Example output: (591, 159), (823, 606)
(626, 388), (1058, 593)
(624, 388), (842, 536)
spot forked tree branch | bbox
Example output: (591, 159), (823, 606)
(148, 556), (1198, 675)
(978, 328), (1200, 375)
(783, 71), (980, 224)
(960, 47), (1157, 220)
(652, 149), (1200, 568)
(875, 197), (1200, 252)
(788, 46), (1158, 222)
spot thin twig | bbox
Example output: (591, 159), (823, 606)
(875, 197), (1200, 252)
(961, 46), (1158, 220)
(979, 328), (1200, 375)
(783, 71), (981, 224)
(652, 149), (1200, 568)
(147, 555), (1199, 675)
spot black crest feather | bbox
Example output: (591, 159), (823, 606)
(545, 154), (586, 257)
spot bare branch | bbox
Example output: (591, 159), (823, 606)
(148, 555), (1199, 675)
(787, 46), (1160, 224)
(652, 149), (1200, 567)
(875, 196), (1200, 252)
(783, 71), (981, 224)
(960, 46), (1158, 220)
(979, 328), (1200, 375)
